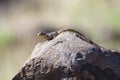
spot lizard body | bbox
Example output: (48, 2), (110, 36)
(37, 29), (95, 45)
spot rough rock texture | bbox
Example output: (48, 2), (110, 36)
(12, 29), (120, 80)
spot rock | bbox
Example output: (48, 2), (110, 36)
(12, 29), (120, 80)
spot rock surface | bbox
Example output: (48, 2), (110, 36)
(12, 29), (120, 80)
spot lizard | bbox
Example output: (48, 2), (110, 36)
(37, 29), (96, 45)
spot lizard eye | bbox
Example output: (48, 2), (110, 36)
(37, 32), (46, 36)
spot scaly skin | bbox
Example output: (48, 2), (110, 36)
(37, 29), (96, 46)
(37, 29), (79, 40)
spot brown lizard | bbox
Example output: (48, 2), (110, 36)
(37, 29), (96, 45)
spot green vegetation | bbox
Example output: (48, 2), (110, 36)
(0, 30), (15, 48)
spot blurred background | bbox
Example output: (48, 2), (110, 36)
(0, 0), (120, 80)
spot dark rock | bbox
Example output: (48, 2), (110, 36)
(12, 29), (120, 80)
